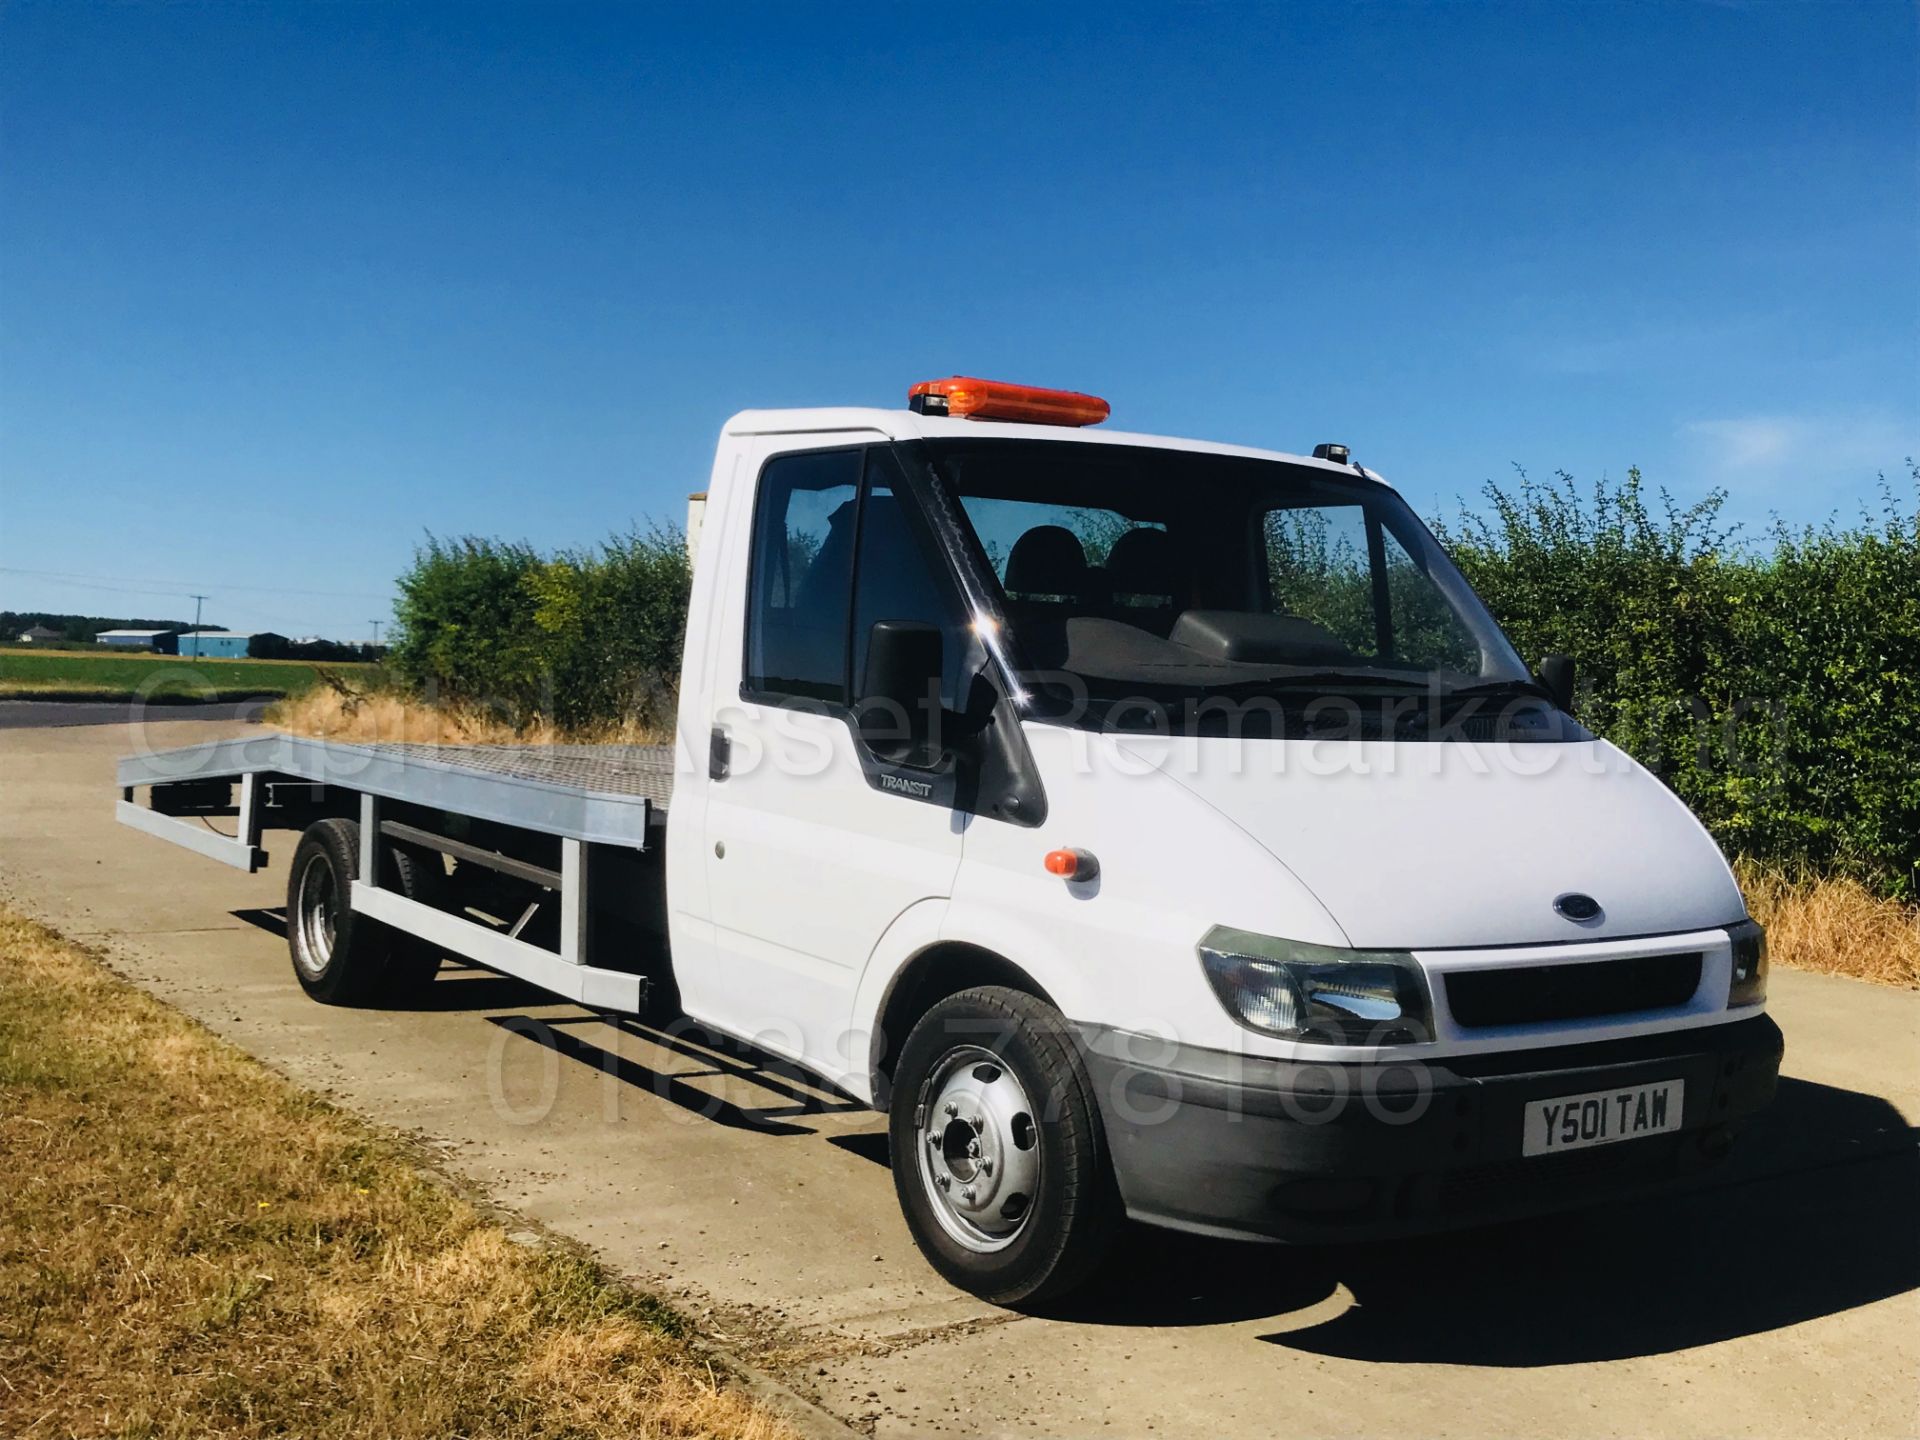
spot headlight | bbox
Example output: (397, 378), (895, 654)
(1727, 919), (1768, 1007)
(1196, 926), (1433, 1045)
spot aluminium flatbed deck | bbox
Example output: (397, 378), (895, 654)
(116, 735), (682, 1013)
(118, 735), (675, 866)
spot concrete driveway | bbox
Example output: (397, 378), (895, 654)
(3, 717), (1915, 1438)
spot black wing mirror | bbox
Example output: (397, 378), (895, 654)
(856, 620), (944, 760)
(1538, 653), (1576, 714)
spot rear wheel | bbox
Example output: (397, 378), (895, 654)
(889, 986), (1120, 1306)
(382, 843), (449, 996)
(287, 818), (443, 1005)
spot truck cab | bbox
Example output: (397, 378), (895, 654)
(665, 377), (1781, 1302)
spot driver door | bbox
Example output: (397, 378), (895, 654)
(687, 440), (968, 1083)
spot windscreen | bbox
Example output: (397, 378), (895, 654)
(921, 440), (1571, 740)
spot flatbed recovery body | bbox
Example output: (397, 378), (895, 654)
(119, 735), (678, 1012)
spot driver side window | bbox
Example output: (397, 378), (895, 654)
(744, 450), (860, 703)
(850, 448), (968, 713)
(744, 445), (966, 710)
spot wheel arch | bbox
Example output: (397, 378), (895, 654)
(866, 940), (1063, 1112)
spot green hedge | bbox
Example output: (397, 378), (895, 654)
(388, 526), (688, 733)
(1437, 464), (1920, 898)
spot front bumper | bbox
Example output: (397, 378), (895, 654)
(1079, 1014), (1783, 1243)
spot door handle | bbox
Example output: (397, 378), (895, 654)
(708, 726), (731, 782)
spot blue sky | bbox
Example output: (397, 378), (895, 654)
(2, 1), (1914, 641)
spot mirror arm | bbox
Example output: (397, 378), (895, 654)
(1537, 653), (1576, 715)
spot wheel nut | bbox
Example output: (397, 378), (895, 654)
(935, 1173), (951, 1191)
(960, 1187), (976, 1203)
(943, 1102), (958, 1118)
(980, 1158), (994, 1176)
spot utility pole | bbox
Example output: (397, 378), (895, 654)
(187, 594), (207, 658)
(368, 619), (382, 651)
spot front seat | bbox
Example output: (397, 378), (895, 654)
(1102, 526), (1179, 635)
(1002, 525), (1091, 667)
(1004, 525), (1092, 611)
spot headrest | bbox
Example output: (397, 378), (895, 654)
(1005, 525), (1090, 600)
(1105, 526), (1174, 598)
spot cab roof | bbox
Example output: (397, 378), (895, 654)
(720, 407), (1386, 484)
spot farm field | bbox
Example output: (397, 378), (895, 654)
(0, 646), (363, 701)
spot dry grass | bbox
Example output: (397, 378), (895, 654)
(1737, 862), (1920, 989)
(266, 683), (670, 747)
(0, 907), (792, 1440)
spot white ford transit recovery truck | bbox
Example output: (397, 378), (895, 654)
(118, 377), (1782, 1304)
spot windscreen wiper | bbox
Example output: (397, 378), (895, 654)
(1205, 670), (1436, 697)
(1440, 677), (1554, 702)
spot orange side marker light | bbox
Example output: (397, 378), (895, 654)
(1044, 848), (1099, 881)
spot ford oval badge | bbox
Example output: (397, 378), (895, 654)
(1554, 892), (1602, 922)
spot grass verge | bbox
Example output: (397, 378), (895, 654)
(1736, 862), (1920, 989)
(0, 907), (792, 1439)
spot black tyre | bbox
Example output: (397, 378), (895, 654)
(382, 843), (449, 996)
(889, 986), (1120, 1306)
(286, 819), (443, 1005)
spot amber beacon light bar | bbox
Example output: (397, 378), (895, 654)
(907, 376), (1111, 427)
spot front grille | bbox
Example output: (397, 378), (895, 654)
(1445, 952), (1703, 1028)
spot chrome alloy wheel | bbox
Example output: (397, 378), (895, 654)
(293, 850), (338, 978)
(915, 1045), (1042, 1253)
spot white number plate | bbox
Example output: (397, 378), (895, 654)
(1523, 1079), (1685, 1157)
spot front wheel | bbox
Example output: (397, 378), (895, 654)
(889, 986), (1120, 1306)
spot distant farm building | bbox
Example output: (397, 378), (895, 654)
(177, 631), (254, 659)
(16, 625), (63, 644)
(95, 629), (179, 652)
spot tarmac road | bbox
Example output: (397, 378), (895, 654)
(0, 697), (271, 728)
(2, 716), (1915, 1438)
